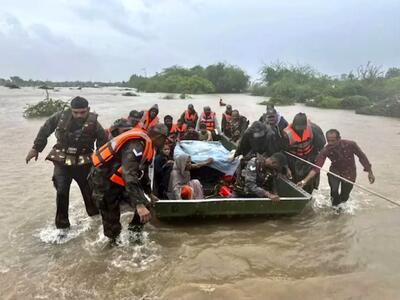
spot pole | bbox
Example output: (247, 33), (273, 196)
(284, 151), (400, 208)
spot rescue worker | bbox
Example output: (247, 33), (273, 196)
(230, 109), (249, 143)
(180, 104), (198, 125)
(90, 124), (168, 240)
(140, 104), (159, 131)
(259, 104), (288, 132)
(197, 106), (220, 139)
(221, 105), (233, 138)
(25, 96), (108, 229)
(236, 152), (288, 201)
(298, 129), (375, 207)
(127, 110), (142, 128)
(284, 112), (326, 193)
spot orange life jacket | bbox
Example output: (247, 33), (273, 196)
(169, 124), (177, 134)
(222, 113), (232, 130)
(91, 129), (154, 186)
(140, 111), (158, 131)
(284, 123), (314, 157)
(174, 124), (187, 133)
(200, 112), (216, 131)
(184, 110), (197, 123)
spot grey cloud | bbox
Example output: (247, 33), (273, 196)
(0, 13), (102, 81)
(71, 0), (155, 41)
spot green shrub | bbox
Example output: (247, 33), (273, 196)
(122, 92), (138, 96)
(23, 98), (68, 118)
(258, 97), (295, 106)
(341, 95), (371, 109)
(269, 96), (296, 106)
(356, 94), (400, 118)
(306, 95), (342, 109)
(249, 83), (269, 96)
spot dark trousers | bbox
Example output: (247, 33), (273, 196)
(52, 163), (99, 228)
(328, 174), (354, 206)
(99, 183), (142, 239)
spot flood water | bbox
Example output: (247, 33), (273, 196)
(0, 87), (399, 299)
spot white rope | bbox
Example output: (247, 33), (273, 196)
(284, 151), (400, 207)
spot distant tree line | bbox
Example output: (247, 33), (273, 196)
(251, 62), (400, 117)
(128, 63), (250, 94)
(0, 76), (127, 88)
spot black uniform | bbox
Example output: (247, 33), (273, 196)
(32, 109), (107, 228)
(91, 140), (152, 239)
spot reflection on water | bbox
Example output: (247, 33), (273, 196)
(0, 87), (399, 299)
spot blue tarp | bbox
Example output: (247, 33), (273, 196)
(173, 141), (240, 175)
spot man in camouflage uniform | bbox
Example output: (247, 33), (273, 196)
(26, 96), (108, 229)
(90, 124), (168, 240)
(235, 152), (288, 201)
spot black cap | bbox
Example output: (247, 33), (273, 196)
(70, 96), (88, 109)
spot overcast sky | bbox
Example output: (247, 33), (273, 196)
(0, 0), (399, 81)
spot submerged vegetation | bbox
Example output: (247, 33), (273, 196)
(121, 92), (138, 96)
(128, 63), (250, 94)
(253, 62), (400, 117)
(23, 91), (68, 119)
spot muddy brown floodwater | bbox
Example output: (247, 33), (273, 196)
(0, 87), (399, 299)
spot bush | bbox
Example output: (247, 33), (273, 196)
(162, 94), (175, 99)
(122, 92), (138, 96)
(269, 97), (296, 106)
(258, 97), (295, 106)
(5, 83), (20, 89)
(306, 95), (342, 109)
(341, 95), (371, 109)
(23, 98), (68, 118)
(356, 94), (400, 118)
(326, 80), (364, 98)
(249, 83), (269, 96)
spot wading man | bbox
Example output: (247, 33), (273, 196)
(298, 129), (375, 207)
(25, 96), (108, 229)
(90, 124), (168, 240)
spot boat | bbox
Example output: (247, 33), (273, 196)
(153, 136), (312, 221)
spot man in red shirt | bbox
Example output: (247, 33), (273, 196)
(298, 129), (375, 206)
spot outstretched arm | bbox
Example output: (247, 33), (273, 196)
(26, 112), (61, 163)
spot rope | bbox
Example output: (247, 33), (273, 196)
(284, 151), (400, 207)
